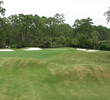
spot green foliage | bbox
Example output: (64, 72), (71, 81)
(104, 7), (110, 23)
(0, 13), (110, 50)
(71, 38), (79, 47)
(90, 31), (100, 49)
(94, 25), (110, 40)
(99, 42), (110, 50)
(0, 0), (6, 17)
(73, 17), (94, 36)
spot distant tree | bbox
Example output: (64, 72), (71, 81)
(104, 7), (110, 23)
(93, 25), (110, 40)
(71, 38), (79, 47)
(1, 12), (110, 50)
(0, 1), (6, 48)
(73, 17), (94, 37)
(90, 31), (100, 49)
(0, 1), (6, 17)
(75, 33), (88, 48)
(0, 17), (6, 47)
(53, 13), (65, 25)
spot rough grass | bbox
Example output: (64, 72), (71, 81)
(0, 48), (110, 100)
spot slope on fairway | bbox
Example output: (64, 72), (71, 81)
(0, 48), (110, 100)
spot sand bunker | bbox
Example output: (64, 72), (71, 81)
(86, 50), (98, 52)
(0, 49), (14, 51)
(24, 48), (42, 51)
(77, 48), (86, 51)
(77, 48), (98, 52)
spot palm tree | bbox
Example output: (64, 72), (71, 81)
(0, 0), (6, 17)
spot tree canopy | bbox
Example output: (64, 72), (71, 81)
(104, 7), (110, 24)
(0, 13), (110, 50)
(0, 0), (6, 17)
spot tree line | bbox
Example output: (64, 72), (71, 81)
(0, 14), (110, 50)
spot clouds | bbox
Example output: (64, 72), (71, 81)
(3, 0), (110, 27)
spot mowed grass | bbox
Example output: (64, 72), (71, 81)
(0, 48), (110, 100)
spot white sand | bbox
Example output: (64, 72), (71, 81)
(0, 49), (14, 51)
(77, 48), (86, 51)
(86, 50), (98, 52)
(77, 48), (98, 52)
(24, 48), (42, 51)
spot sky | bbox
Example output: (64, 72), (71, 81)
(3, 0), (110, 27)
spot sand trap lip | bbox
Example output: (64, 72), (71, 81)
(24, 48), (42, 51)
(0, 49), (14, 51)
(77, 48), (98, 52)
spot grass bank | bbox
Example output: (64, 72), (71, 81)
(0, 48), (110, 100)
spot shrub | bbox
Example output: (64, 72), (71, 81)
(99, 43), (110, 50)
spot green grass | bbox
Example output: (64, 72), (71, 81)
(0, 48), (110, 100)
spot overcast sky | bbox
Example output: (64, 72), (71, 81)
(3, 0), (110, 27)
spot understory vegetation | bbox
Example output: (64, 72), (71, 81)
(0, 48), (110, 100)
(0, 14), (110, 50)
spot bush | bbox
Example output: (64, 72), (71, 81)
(11, 44), (17, 48)
(99, 43), (110, 50)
